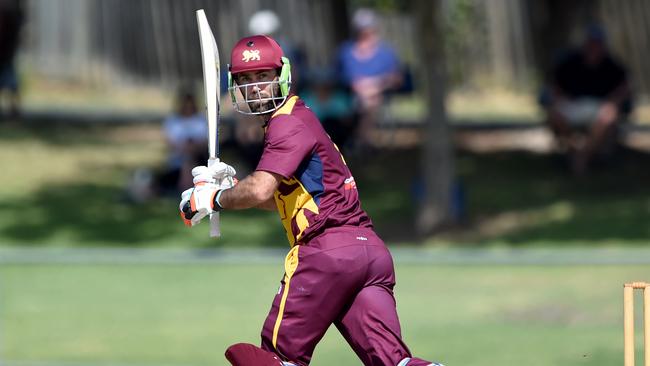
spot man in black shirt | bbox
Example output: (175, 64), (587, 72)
(542, 25), (632, 175)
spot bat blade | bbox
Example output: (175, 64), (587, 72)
(196, 9), (221, 238)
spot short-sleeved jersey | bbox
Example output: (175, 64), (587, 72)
(256, 96), (373, 246)
(554, 51), (628, 99)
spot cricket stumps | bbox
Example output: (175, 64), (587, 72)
(624, 282), (650, 366)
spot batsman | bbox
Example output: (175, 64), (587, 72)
(180, 34), (443, 366)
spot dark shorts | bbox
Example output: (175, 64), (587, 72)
(260, 227), (421, 366)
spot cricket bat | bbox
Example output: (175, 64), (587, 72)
(196, 9), (221, 238)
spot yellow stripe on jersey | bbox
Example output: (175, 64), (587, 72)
(273, 177), (319, 246)
(272, 245), (300, 350)
(332, 142), (347, 165)
(272, 96), (299, 117)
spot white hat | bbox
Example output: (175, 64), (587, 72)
(248, 10), (280, 35)
(352, 8), (379, 31)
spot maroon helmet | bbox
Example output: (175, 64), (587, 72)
(230, 35), (284, 74)
(228, 35), (292, 115)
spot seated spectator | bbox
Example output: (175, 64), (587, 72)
(301, 69), (356, 148)
(541, 24), (633, 175)
(336, 8), (403, 147)
(158, 90), (208, 193)
(128, 90), (208, 202)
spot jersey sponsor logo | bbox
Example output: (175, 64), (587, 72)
(241, 49), (261, 62)
(344, 177), (356, 190)
(356, 236), (368, 241)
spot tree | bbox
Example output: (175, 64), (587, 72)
(412, 0), (455, 236)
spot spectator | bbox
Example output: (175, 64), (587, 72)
(541, 24), (632, 175)
(0, 0), (24, 120)
(336, 8), (403, 147)
(128, 90), (208, 202)
(158, 90), (208, 193)
(248, 9), (306, 93)
(301, 68), (356, 148)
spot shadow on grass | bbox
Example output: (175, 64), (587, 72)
(0, 182), (285, 247)
(457, 147), (650, 244)
(347, 146), (650, 245)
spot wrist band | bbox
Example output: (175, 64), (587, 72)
(214, 189), (227, 210)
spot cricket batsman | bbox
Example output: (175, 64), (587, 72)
(180, 35), (443, 366)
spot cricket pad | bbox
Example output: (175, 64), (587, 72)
(225, 343), (284, 366)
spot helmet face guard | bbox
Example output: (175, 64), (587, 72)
(228, 76), (291, 115)
(228, 56), (292, 115)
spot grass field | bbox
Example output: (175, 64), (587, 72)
(1, 262), (649, 366)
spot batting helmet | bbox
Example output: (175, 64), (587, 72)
(228, 35), (292, 115)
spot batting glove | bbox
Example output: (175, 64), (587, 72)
(179, 177), (237, 227)
(191, 161), (236, 184)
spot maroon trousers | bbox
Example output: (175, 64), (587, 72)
(260, 227), (431, 366)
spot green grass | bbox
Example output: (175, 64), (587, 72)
(1, 263), (648, 365)
(0, 122), (648, 247)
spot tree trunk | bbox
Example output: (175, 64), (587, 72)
(412, 0), (455, 236)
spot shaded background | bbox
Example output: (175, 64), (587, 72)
(2, 0), (647, 245)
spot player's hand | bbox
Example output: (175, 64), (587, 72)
(191, 161), (236, 185)
(179, 183), (219, 227)
(179, 176), (237, 227)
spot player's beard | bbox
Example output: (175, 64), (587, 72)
(248, 83), (281, 114)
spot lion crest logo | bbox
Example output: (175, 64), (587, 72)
(241, 49), (261, 62)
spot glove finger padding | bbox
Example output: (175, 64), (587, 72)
(191, 166), (215, 184)
(179, 188), (193, 211)
(179, 188), (195, 226)
(192, 163), (236, 183)
(211, 162), (236, 179)
(218, 176), (237, 190)
(191, 165), (209, 177)
(208, 161), (236, 179)
(193, 172), (216, 185)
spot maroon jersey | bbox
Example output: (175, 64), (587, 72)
(256, 96), (372, 246)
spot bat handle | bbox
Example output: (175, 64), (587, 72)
(207, 157), (221, 238)
(208, 157), (219, 167)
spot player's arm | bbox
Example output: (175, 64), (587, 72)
(255, 197), (277, 211)
(217, 170), (281, 210)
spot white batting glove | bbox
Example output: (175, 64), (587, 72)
(179, 177), (237, 227)
(179, 182), (219, 227)
(191, 161), (236, 185)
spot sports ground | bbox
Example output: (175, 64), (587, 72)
(1, 122), (649, 365)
